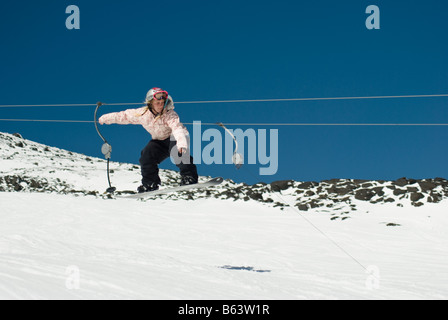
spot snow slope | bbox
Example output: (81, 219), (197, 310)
(0, 132), (447, 299)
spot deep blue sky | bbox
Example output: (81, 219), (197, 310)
(1, 0), (447, 185)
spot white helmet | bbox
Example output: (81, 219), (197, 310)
(145, 87), (168, 102)
(145, 87), (174, 111)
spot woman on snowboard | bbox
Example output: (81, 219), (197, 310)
(99, 87), (198, 193)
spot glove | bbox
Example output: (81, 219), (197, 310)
(98, 115), (108, 125)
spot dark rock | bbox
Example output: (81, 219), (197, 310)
(12, 133), (23, 139)
(355, 189), (376, 201)
(361, 183), (374, 188)
(410, 192), (424, 202)
(393, 188), (407, 196)
(393, 177), (408, 187)
(270, 180), (294, 192)
(418, 181), (437, 193)
(370, 197), (383, 204)
(373, 187), (385, 196)
(326, 185), (355, 196)
(249, 192), (263, 201)
(297, 181), (318, 190)
(428, 192), (442, 203)
(320, 178), (343, 184)
(412, 201), (424, 207)
(308, 200), (322, 209)
(434, 177), (448, 184)
(386, 223), (401, 227)
(273, 202), (286, 208)
(252, 182), (267, 187)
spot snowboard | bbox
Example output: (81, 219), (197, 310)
(119, 177), (224, 199)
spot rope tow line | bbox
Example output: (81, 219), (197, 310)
(1, 119), (448, 126)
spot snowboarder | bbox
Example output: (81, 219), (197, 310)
(98, 87), (198, 193)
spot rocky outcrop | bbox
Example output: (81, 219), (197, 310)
(1, 132), (447, 214)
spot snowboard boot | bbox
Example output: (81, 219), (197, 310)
(137, 182), (159, 193)
(180, 175), (198, 186)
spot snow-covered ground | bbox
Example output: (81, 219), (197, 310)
(1, 193), (447, 300)
(0, 132), (447, 299)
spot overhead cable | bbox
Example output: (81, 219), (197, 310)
(0, 93), (447, 108)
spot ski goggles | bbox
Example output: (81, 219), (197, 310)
(153, 91), (168, 100)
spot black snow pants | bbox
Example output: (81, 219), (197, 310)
(139, 137), (198, 186)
